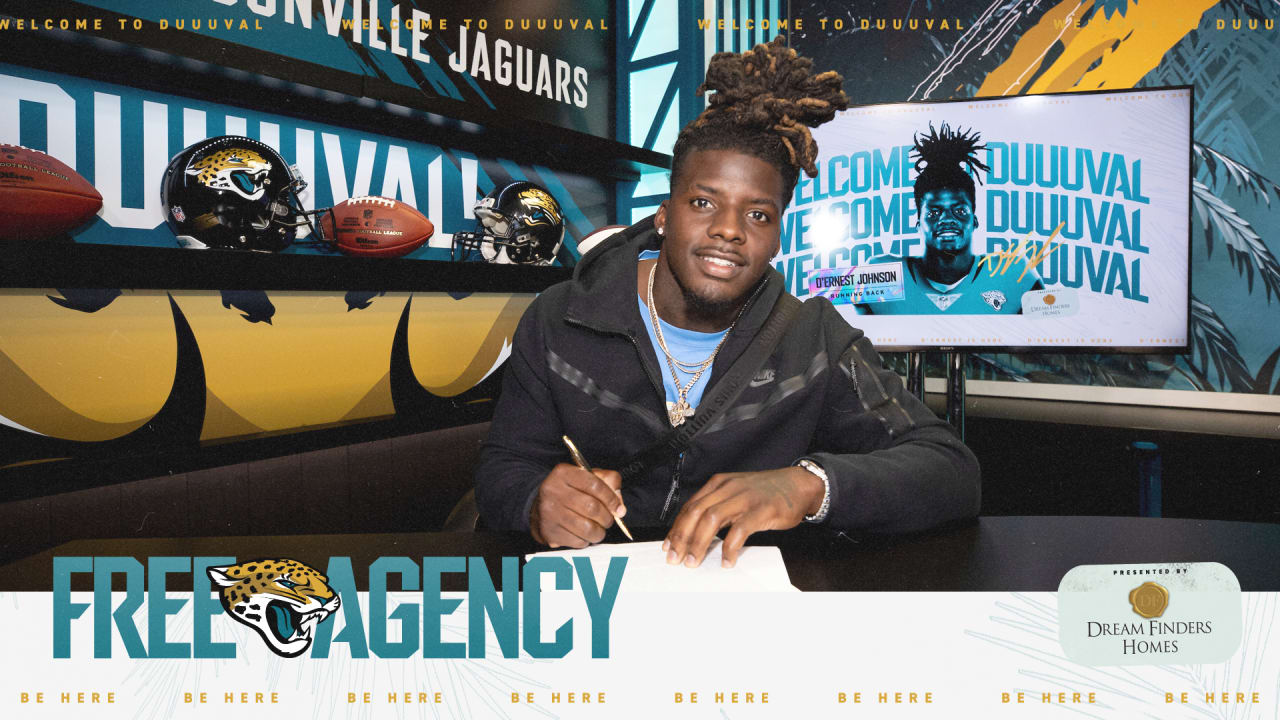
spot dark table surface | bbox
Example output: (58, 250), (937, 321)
(3, 516), (1278, 591)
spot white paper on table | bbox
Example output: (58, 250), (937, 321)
(526, 540), (799, 592)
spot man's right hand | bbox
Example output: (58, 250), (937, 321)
(530, 463), (625, 548)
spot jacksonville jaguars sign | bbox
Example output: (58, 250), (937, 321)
(51, 555), (627, 659)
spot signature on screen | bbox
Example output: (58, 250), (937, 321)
(976, 221), (1066, 283)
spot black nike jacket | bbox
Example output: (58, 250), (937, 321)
(474, 217), (980, 533)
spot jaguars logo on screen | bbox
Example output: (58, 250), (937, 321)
(518, 187), (562, 227)
(185, 147), (273, 201)
(207, 558), (340, 658)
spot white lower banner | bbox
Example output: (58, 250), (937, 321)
(2, 588), (1276, 718)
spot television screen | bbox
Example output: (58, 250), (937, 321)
(778, 87), (1192, 352)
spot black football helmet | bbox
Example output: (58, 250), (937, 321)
(161, 135), (311, 251)
(452, 181), (565, 264)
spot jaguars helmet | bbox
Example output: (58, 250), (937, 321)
(452, 181), (565, 265)
(161, 135), (310, 251)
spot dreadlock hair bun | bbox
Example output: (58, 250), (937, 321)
(911, 122), (991, 212)
(670, 36), (849, 204)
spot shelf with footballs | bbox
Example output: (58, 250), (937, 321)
(0, 140), (573, 293)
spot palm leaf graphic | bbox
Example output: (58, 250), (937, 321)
(1191, 179), (1280, 303)
(1144, 354), (1212, 392)
(1193, 142), (1280, 207)
(971, 351), (1207, 390)
(936, 1), (1280, 393)
(1217, 0), (1276, 19)
(1252, 343), (1280, 395)
(1188, 296), (1255, 392)
(970, 353), (1034, 382)
(1142, 3), (1280, 391)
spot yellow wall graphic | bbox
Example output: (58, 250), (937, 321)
(407, 293), (535, 397)
(0, 290), (176, 442)
(0, 289), (530, 448)
(177, 291), (408, 438)
(979, 0), (1218, 96)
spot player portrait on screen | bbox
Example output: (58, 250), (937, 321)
(855, 122), (1042, 315)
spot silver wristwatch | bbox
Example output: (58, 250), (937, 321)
(796, 458), (830, 524)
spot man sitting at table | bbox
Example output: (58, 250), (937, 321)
(474, 38), (980, 569)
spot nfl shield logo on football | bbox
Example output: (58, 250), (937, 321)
(171, 205), (186, 223)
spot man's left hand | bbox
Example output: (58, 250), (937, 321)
(663, 467), (825, 568)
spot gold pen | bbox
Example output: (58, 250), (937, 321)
(561, 435), (634, 541)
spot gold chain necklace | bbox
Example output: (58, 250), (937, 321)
(646, 262), (740, 427)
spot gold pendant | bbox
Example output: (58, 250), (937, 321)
(667, 400), (693, 427)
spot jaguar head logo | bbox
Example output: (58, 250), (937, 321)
(517, 187), (561, 227)
(208, 558), (339, 658)
(981, 290), (1007, 311)
(186, 147), (273, 201)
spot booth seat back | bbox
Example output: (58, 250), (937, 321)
(0, 422), (490, 564)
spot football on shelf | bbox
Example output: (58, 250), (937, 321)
(320, 196), (434, 258)
(0, 144), (103, 240)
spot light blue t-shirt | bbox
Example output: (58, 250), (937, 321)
(636, 250), (728, 412)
